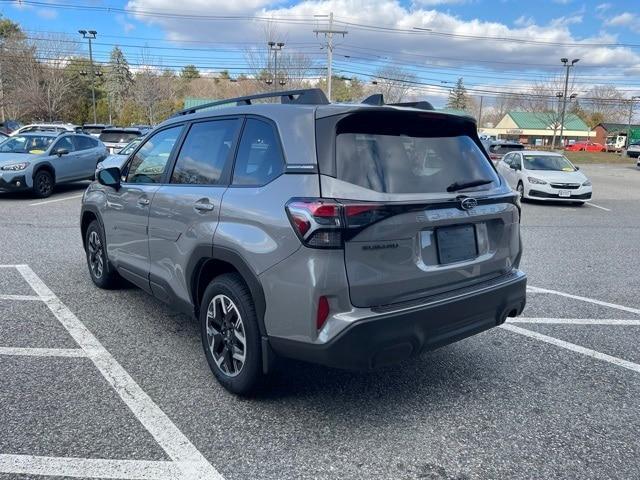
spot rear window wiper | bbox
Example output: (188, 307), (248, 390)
(446, 179), (493, 192)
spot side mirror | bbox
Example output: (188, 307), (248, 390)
(575, 166), (580, 170)
(97, 167), (121, 190)
(55, 148), (69, 157)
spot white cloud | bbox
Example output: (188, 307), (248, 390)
(116, 14), (136, 33)
(606, 12), (637, 27)
(412, 0), (468, 5)
(125, 0), (640, 92)
(595, 3), (611, 12)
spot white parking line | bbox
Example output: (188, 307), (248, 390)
(29, 194), (83, 207)
(0, 454), (182, 480)
(0, 347), (87, 357)
(528, 285), (640, 315)
(510, 317), (640, 326)
(502, 324), (640, 374)
(0, 294), (42, 301)
(0, 265), (223, 480)
(585, 202), (611, 211)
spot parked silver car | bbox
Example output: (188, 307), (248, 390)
(81, 89), (526, 395)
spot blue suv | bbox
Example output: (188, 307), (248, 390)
(0, 132), (108, 197)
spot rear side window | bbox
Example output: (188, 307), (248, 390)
(333, 112), (499, 194)
(233, 119), (284, 186)
(171, 119), (239, 185)
(73, 135), (97, 151)
(52, 136), (75, 153)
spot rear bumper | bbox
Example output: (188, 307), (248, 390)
(269, 270), (527, 370)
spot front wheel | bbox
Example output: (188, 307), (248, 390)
(85, 220), (120, 289)
(200, 273), (264, 396)
(516, 182), (525, 201)
(33, 170), (54, 198)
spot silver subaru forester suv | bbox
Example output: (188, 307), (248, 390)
(81, 89), (526, 395)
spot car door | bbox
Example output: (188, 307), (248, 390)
(49, 135), (79, 182)
(70, 135), (100, 179)
(101, 124), (185, 292)
(511, 152), (524, 185)
(147, 118), (242, 307)
(498, 153), (515, 187)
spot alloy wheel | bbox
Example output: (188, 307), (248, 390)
(37, 174), (52, 196)
(205, 294), (247, 377)
(87, 231), (104, 279)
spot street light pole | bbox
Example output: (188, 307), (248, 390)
(267, 41), (284, 92)
(558, 57), (579, 149)
(79, 29), (98, 124)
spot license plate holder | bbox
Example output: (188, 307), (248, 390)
(436, 224), (478, 264)
(558, 190), (571, 197)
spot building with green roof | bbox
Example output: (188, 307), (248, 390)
(481, 111), (594, 146)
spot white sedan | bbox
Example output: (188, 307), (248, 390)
(496, 150), (592, 205)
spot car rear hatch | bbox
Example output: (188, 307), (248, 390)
(488, 143), (524, 162)
(313, 108), (521, 309)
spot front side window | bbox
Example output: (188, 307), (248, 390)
(126, 126), (183, 184)
(52, 136), (75, 153)
(233, 119), (284, 186)
(523, 155), (576, 172)
(171, 119), (239, 185)
(0, 135), (54, 154)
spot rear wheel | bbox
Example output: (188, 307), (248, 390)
(85, 220), (120, 288)
(33, 170), (54, 198)
(200, 273), (263, 396)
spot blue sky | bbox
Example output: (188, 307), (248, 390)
(4, 0), (640, 104)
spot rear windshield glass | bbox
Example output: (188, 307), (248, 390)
(83, 127), (105, 135)
(523, 155), (576, 172)
(334, 114), (499, 194)
(99, 131), (140, 143)
(489, 144), (524, 153)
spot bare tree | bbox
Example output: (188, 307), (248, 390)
(370, 65), (416, 103)
(583, 85), (627, 123)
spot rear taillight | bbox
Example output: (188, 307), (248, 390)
(286, 198), (389, 249)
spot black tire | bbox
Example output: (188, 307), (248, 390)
(516, 182), (525, 202)
(573, 201), (585, 207)
(200, 273), (263, 396)
(33, 169), (54, 198)
(85, 220), (120, 289)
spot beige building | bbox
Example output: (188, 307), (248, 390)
(482, 111), (595, 146)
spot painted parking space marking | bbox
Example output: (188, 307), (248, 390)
(0, 264), (223, 480)
(29, 193), (84, 207)
(0, 454), (182, 480)
(504, 285), (640, 376)
(0, 294), (41, 301)
(502, 324), (640, 375)
(510, 317), (640, 326)
(0, 347), (87, 358)
(528, 285), (640, 315)
(585, 202), (611, 211)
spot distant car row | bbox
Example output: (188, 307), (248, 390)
(0, 126), (147, 198)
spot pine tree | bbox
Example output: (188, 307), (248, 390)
(447, 77), (468, 110)
(105, 46), (133, 122)
(180, 65), (200, 80)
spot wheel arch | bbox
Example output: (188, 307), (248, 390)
(80, 206), (103, 249)
(190, 247), (267, 336)
(32, 161), (56, 182)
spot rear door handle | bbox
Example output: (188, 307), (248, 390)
(194, 201), (215, 212)
(137, 198), (150, 206)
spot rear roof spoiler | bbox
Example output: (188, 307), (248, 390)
(361, 94), (434, 111)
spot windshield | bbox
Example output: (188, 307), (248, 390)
(523, 155), (576, 172)
(0, 135), (54, 154)
(118, 139), (142, 155)
(83, 127), (105, 135)
(99, 131), (140, 143)
(489, 144), (524, 154)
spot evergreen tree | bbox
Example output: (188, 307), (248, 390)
(447, 77), (469, 110)
(105, 46), (133, 122)
(180, 64), (201, 80)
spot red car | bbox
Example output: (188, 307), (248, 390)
(565, 141), (606, 152)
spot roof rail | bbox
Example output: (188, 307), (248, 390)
(361, 94), (434, 111)
(173, 88), (330, 117)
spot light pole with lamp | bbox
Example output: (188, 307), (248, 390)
(79, 29), (98, 124)
(267, 41), (284, 91)
(558, 57), (579, 148)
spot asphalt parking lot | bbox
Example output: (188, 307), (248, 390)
(1, 163), (639, 480)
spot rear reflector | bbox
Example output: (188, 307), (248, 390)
(316, 296), (330, 330)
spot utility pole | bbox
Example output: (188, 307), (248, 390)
(477, 95), (484, 128)
(558, 57), (579, 148)
(314, 12), (347, 102)
(0, 41), (5, 123)
(267, 41), (284, 92)
(79, 29), (98, 124)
